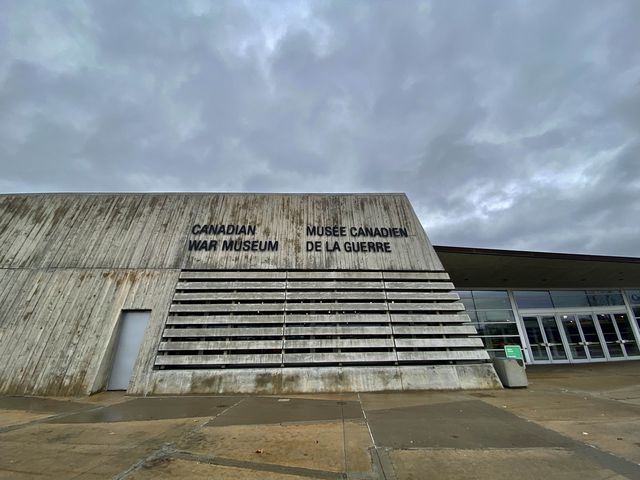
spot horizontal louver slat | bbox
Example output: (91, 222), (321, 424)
(155, 269), (488, 370)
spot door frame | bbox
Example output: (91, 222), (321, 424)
(519, 308), (638, 364)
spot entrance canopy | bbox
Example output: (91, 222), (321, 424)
(434, 246), (640, 289)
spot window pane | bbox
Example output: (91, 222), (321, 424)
(626, 290), (640, 306)
(475, 323), (519, 336)
(550, 290), (590, 308)
(482, 337), (521, 350)
(587, 290), (625, 306)
(459, 298), (476, 311)
(456, 290), (475, 310)
(472, 290), (511, 310)
(633, 306), (640, 318)
(514, 291), (553, 309)
(475, 310), (515, 323)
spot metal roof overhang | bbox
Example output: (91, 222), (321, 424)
(433, 246), (640, 289)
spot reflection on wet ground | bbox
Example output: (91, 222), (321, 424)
(48, 396), (244, 423)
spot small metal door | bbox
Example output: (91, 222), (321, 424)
(107, 311), (150, 390)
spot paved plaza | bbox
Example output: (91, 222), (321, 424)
(1, 361), (639, 479)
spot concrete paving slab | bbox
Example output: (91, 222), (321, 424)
(358, 391), (469, 411)
(0, 408), (52, 428)
(474, 388), (640, 422)
(283, 393), (360, 402)
(527, 361), (640, 394)
(0, 441), (123, 479)
(543, 418), (640, 464)
(343, 419), (376, 473)
(389, 448), (627, 480)
(209, 396), (363, 426)
(0, 361), (639, 479)
(125, 458), (325, 480)
(365, 399), (574, 449)
(0, 418), (198, 449)
(47, 396), (243, 423)
(177, 421), (350, 473)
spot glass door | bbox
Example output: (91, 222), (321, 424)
(523, 315), (569, 363)
(577, 314), (606, 360)
(540, 315), (568, 361)
(597, 314), (626, 358)
(559, 314), (607, 361)
(523, 316), (549, 361)
(522, 312), (640, 364)
(595, 313), (640, 358)
(559, 314), (588, 361)
(614, 314), (640, 357)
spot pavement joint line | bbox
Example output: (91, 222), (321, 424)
(198, 396), (247, 428)
(356, 393), (376, 449)
(357, 392), (392, 480)
(171, 450), (347, 480)
(340, 401), (349, 474)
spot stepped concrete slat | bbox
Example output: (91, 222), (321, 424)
(285, 326), (392, 336)
(159, 340), (283, 351)
(397, 351), (490, 361)
(170, 303), (285, 313)
(286, 291), (387, 301)
(395, 338), (485, 348)
(155, 354), (283, 366)
(174, 291), (286, 301)
(393, 325), (478, 335)
(390, 313), (472, 323)
(167, 315), (285, 325)
(383, 281), (455, 290)
(285, 338), (395, 349)
(385, 292), (460, 301)
(387, 302), (465, 311)
(177, 281), (286, 290)
(284, 352), (396, 364)
(285, 303), (387, 312)
(286, 281), (383, 290)
(163, 327), (284, 337)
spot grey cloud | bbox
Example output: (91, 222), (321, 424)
(0, 0), (638, 255)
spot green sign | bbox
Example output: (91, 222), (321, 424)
(504, 345), (523, 360)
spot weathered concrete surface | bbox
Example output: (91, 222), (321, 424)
(0, 193), (494, 397)
(148, 364), (502, 394)
(0, 361), (638, 479)
(389, 449), (627, 480)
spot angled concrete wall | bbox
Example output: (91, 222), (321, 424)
(0, 193), (500, 395)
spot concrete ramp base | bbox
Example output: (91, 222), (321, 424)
(141, 364), (502, 395)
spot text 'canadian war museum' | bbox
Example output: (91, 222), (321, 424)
(1, 193), (639, 396)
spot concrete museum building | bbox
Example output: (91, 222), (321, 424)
(0, 193), (638, 397)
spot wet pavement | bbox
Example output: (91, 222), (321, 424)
(0, 361), (638, 479)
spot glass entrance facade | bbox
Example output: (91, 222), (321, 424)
(520, 312), (638, 363)
(456, 288), (640, 364)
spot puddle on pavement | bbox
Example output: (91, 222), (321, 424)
(0, 396), (91, 414)
(46, 396), (243, 423)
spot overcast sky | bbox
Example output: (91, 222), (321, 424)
(1, 1), (639, 256)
